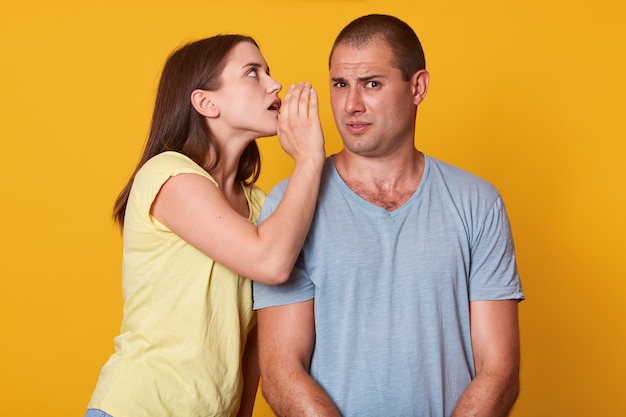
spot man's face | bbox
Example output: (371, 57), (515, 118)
(329, 40), (421, 157)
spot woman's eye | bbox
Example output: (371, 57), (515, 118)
(247, 69), (259, 78)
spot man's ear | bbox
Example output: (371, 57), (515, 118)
(411, 70), (430, 106)
(191, 89), (219, 117)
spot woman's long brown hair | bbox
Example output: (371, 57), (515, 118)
(112, 35), (261, 231)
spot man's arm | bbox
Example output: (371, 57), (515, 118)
(237, 325), (260, 417)
(257, 300), (341, 417)
(452, 299), (521, 417)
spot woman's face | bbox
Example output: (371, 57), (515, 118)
(209, 41), (282, 141)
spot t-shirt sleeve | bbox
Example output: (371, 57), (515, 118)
(253, 179), (315, 310)
(127, 152), (217, 233)
(469, 195), (525, 301)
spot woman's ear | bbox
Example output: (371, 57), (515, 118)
(191, 89), (219, 117)
(411, 70), (430, 106)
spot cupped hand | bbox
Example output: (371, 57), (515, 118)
(277, 82), (325, 164)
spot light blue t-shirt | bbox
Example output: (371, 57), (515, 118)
(254, 154), (524, 417)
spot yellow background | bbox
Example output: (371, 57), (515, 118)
(1, 0), (624, 415)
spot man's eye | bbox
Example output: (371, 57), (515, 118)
(333, 82), (347, 88)
(366, 81), (379, 88)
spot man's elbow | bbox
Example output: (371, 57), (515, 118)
(260, 377), (276, 406)
(506, 373), (521, 410)
(259, 370), (285, 413)
(496, 365), (520, 414)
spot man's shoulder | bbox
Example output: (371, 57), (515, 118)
(266, 157), (335, 199)
(425, 154), (497, 192)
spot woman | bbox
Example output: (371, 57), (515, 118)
(85, 35), (325, 417)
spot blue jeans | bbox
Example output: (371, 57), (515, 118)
(85, 409), (113, 417)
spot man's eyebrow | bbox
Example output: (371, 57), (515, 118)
(331, 74), (384, 83)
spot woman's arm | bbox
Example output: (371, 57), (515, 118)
(151, 83), (325, 284)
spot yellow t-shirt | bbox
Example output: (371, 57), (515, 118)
(88, 151), (265, 417)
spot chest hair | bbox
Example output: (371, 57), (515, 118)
(344, 179), (420, 212)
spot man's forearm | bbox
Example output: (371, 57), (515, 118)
(263, 370), (341, 417)
(451, 370), (520, 417)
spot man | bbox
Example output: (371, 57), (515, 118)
(253, 14), (524, 417)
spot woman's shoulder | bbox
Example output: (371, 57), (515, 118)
(138, 151), (215, 182)
(142, 151), (197, 171)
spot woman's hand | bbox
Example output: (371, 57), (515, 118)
(277, 82), (326, 166)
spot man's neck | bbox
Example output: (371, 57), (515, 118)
(333, 148), (424, 211)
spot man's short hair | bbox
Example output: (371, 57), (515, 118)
(329, 14), (426, 81)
